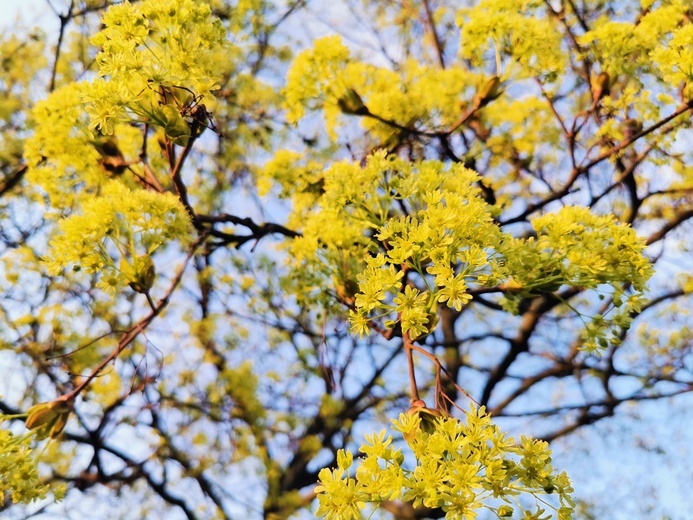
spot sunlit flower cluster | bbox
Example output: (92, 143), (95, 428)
(316, 406), (575, 520)
(45, 181), (192, 294)
(0, 429), (64, 505)
(271, 150), (652, 350)
(85, 0), (230, 136)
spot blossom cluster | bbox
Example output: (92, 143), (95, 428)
(0, 429), (63, 506)
(85, 0), (229, 137)
(316, 406), (575, 520)
(45, 181), (192, 294)
(271, 151), (652, 351)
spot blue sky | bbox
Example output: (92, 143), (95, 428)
(1, 0), (53, 28)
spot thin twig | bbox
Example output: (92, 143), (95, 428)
(49, 1), (74, 92)
(61, 235), (207, 402)
(402, 332), (420, 401)
(421, 0), (445, 69)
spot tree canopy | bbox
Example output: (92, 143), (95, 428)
(0, 0), (692, 519)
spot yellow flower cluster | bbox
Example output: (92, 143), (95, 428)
(284, 36), (483, 141)
(457, 0), (566, 79)
(0, 429), (63, 506)
(45, 181), (192, 294)
(85, 0), (229, 136)
(316, 406), (575, 520)
(579, 0), (689, 78)
(273, 151), (652, 350)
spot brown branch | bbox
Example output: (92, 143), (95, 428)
(351, 94), (484, 140)
(205, 224), (300, 250)
(403, 341), (478, 409)
(249, 0), (307, 75)
(148, 400), (231, 518)
(578, 103), (693, 173)
(403, 332), (420, 401)
(500, 168), (581, 225)
(501, 386), (693, 420)
(637, 288), (685, 314)
(437, 304), (462, 405)
(589, 145), (654, 209)
(480, 288), (582, 406)
(0, 165), (27, 196)
(522, 385), (693, 443)
(421, 0), (445, 69)
(536, 78), (570, 138)
(563, 0), (590, 33)
(381, 500), (441, 520)
(502, 104), (693, 226)
(646, 208), (693, 245)
(542, 0), (591, 83)
(61, 235), (207, 402)
(169, 139), (198, 224)
(137, 124), (165, 192)
(63, 430), (200, 520)
(49, 1), (74, 92)
(488, 362), (576, 416)
(195, 213), (299, 240)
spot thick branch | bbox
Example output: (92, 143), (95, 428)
(480, 288), (581, 406)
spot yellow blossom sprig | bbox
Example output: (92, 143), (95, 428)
(579, 1), (689, 79)
(25, 82), (110, 209)
(44, 181), (192, 295)
(275, 152), (503, 339)
(0, 429), (56, 505)
(0, 406), (68, 506)
(284, 35), (487, 142)
(315, 405), (575, 520)
(84, 0), (229, 138)
(496, 206), (653, 352)
(650, 23), (693, 101)
(274, 151), (653, 353)
(457, 0), (566, 80)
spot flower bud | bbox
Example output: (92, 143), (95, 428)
(404, 400), (447, 440)
(25, 398), (72, 440)
(591, 71), (610, 105)
(473, 76), (503, 108)
(337, 88), (369, 116)
(160, 104), (191, 146)
(121, 254), (156, 293)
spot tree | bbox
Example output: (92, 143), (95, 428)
(0, 0), (692, 518)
